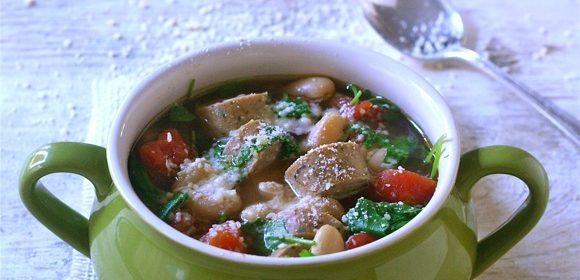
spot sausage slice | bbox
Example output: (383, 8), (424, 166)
(196, 92), (273, 137)
(285, 142), (370, 199)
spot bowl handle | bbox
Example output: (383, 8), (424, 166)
(19, 142), (113, 257)
(455, 145), (549, 278)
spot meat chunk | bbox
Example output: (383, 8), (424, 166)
(221, 120), (282, 175)
(195, 92), (273, 137)
(285, 142), (371, 199)
(173, 158), (242, 222)
(276, 196), (345, 239)
(239, 181), (297, 222)
(301, 111), (348, 150)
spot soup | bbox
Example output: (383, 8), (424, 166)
(129, 76), (442, 257)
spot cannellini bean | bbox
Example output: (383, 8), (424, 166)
(366, 148), (388, 172)
(311, 225), (345, 256)
(302, 112), (348, 150)
(284, 77), (335, 102)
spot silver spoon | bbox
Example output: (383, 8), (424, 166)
(361, 0), (580, 146)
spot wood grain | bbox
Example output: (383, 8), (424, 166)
(1, 0), (578, 279)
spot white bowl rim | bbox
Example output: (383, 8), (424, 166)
(107, 37), (460, 266)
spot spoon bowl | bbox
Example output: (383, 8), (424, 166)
(361, 0), (580, 145)
(362, 0), (463, 60)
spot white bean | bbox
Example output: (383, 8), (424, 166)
(366, 148), (388, 172)
(303, 112), (348, 150)
(311, 225), (345, 256)
(285, 77), (335, 102)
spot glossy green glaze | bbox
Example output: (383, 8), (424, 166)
(19, 142), (112, 257)
(19, 143), (548, 279)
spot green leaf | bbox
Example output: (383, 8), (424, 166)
(343, 198), (422, 237)
(128, 153), (165, 213)
(158, 192), (189, 221)
(347, 83), (364, 105)
(241, 218), (315, 256)
(213, 123), (299, 171)
(383, 136), (415, 167)
(348, 123), (415, 167)
(299, 249), (315, 257)
(216, 212), (227, 223)
(169, 104), (195, 122)
(272, 93), (311, 118)
(424, 134), (447, 179)
(206, 138), (228, 160)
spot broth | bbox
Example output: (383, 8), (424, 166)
(129, 75), (440, 257)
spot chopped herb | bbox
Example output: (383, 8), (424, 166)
(272, 93), (311, 118)
(206, 138), (228, 161)
(241, 218), (315, 256)
(349, 122), (415, 167)
(349, 122), (390, 149)
(186, 79), (196, 98)
(169, 104), (196, 122)
(384, 136), (414, 167)
(380, 106), (402, 122)
(347, 84), (364, 105)
(298, 249), (315, 257)
(216, 212), (227, 223)
(158, 192), (189, 221)
(424, 134), (447, 179)
(343, 198), (422, 237)
(212, 123), (299, 171)
(128, 153), (165, 213)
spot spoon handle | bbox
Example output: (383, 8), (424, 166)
(446, 47), (580, 146)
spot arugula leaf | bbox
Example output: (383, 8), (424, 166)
(348, 122), (415, 167)
(343, 198), (422, 237)
(158, 192), (189, 221)
(272, 93), (311, 118)
(241, 218), (315, 256)
(383, 136), (415, 167)
(128, 153), (166, 213)
(169, 104), (195, 122)
(424, 134), (447, 179)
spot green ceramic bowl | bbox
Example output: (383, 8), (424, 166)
(19, 38), (548, 279)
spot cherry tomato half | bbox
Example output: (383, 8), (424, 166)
(370, 169), (436, 206)
(200, 220), (247, 253)
(138, 129), (190, 185)
(345, 232), (379, 250)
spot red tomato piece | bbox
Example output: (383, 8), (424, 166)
(345, 232), (379, 250)
(138, 129), (190, 185)
(200, 221), (246, 253)
(370, 169), (437, 206)
(156, 129), (190, 167)
(353, 100), (382, 127)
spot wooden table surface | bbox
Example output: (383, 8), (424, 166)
(1, 0), (578, 279)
